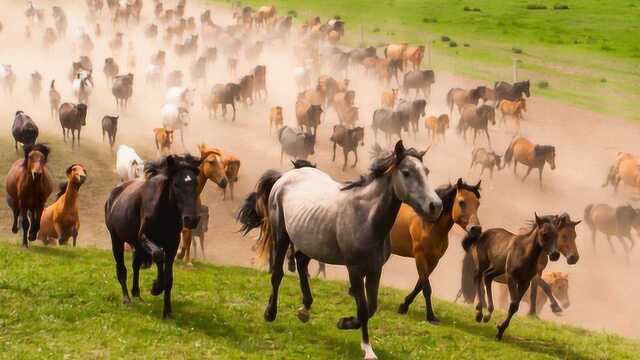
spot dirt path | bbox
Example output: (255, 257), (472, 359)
(1, 1), (639, 338)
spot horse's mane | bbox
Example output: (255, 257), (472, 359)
(534, 145), (555, 158)
(55, 182), (68, 200)
(436, 181), (481, 214)
(341, 147), (422, 190)
(23, 143), (50, 166)
(144, 154), (201, 179)
(523, 214), (557, 235)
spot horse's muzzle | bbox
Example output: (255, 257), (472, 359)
(422, 199), (443, 223)
(567, 254), (579, 265)
(549, 251), (561, 261)
(183, 215), (200, 229)
(218, 178), (228, 189)
(467, 224), (482, 239)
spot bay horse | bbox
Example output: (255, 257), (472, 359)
(498, 98), (527, 133)
(504, 136), (556, 188)
(462, 214), (560, 340)
(221, 150), (240, 200)
(38, 164), (88, 246)
(494, 80), (530, 105)
(105, 154), (202, 318)
(238, 141), (442, 360)
(457, 104), (495, 148)
(584, 203), (639, 254)
(392, 178), (481, 323)
(5, 144), (54, 247)
(177, 145), (228, 266)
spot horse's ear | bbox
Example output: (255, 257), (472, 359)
(475, 180), (482, 189)
(571, 220), (582, 226)
(418, 145), (430, 160)
(393, 140), (405, 161)
(535, 212), (541, 226)
(456, 178), (463, 189)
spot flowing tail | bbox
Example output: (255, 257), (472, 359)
(237, 169), (283, 271)
(503, 138), (516, 166)
(455, 250), (477, 304)
(584, 204), (594, 230)
(446, 88), (455, 116)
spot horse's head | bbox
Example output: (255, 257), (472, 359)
(546, 146), (556, 170)
(23, 143), (50, 181)
(130, 159), (144, 179)
(198, 145), (228, 189)
(553, 213), (581, 264)
(166, 154), (202, 229)
(66, 163), (88, 185)
(534, 213), (559, 260)
(390, 141), (442, 222)
(450, 178), (482, 238)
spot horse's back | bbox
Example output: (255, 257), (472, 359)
(105, 180), (143, 238)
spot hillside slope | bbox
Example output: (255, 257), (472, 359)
(0, 243), (637, 359)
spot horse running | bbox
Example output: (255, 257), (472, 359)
(504, 136), (556, 188)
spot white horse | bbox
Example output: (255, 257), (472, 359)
(0, 65), (16, 95)
(165, 86), (195, 109)
(116, 145), (144, 182)
(161, 103), (190, 145)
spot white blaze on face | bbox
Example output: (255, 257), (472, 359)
(184, 175), (192, 182)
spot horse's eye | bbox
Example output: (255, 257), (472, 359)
(459, 200), (466, 209)
(401, 170), (410, 178)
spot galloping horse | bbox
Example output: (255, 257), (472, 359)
(602, 153), (640, 193)
(494, 80), (530, 105)
(105, 154), (202, 318)
(504, 136), (556, 188)
(177, 145), (228, 266)
(6, 144), (54, 247)
(238, 141), (442, 360)
(457, 104), (495, 148)
(584, 204), (639, 254)
(392, 179), (481, 323)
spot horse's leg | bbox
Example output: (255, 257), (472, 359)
(474, 270), (485, 322)
(9, 198), (19, 234)
(111, 237), (131, 304)
(71, 227), (79, 247)
(338, 267), (377, 359)
(538, 167), (544, 189)
(264, 223), (290, 322)
(513, 162), (518, 176)
(365, 267), (382, 320)
(497, 278), (530, 340)
(617, 235), (630, 253)
(479, 167), (485, 178)
(342, 148), (348, 171)
(162, 252), (176, 318)
(231, 102), (237, 122)
(485, 129), (492, 148)
(536, 275), (562, 314)
(528, 276), (539, 316)
(20, 209), (29, 248)
(482, 268), (501, 322)
(286, 245), (296, 273)
(332, 141), (337, 162)
(316, 262), (326, 278)
(606, 235), (616, 254)
(398, 279), (422, 314)
(131, 250), (144, 299)
(352, 148), (359, 168)
(473, 129), (478, 145)
(522, 167), (533, 183)
(294, 251), (313, 322)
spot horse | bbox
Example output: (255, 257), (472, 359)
(380, 89), (398, 109)
(38, 164), (87, 246)
(206, 83), (241, 120)
(402, 70), (435, 99)
(105, 154), (202, 318)
(239, 74), (255, 107)
(584, 204), (639, 254)
(457, 105), (496, 148)
(178, 145), (228, 266)
(278, 126), (316, 163)
(59, 103), (88, 148)
(494, 80), (531, 105)
(0, 64), (16, 95)
(153, 128), (174, 155)
(403, 45), (425, 71)
(446, 87), (484, 117)
(29, 72), (43, 102)
(161, 104), (189, 146)
(102, 115), (119, 149)
(425, 114), (449, 144)
(6, 144), (54, 247)
(49, 80), (62, 119)
(396, 99), (427, 136)
(12, 111), (39, 150)
(269, 106), (283, 134)
(116, 145), (144, 182)
(504, 136), (556, 188)
(470, 148), (503, 179)
(221, 151), (241, 200)
(237, 140), (442, 360)
(296, 100), (323, 136)
(112, 73), (134, 109)
(188, 205), (210, 260)
(498, 98), (527, 133)
(371, 108), (408, 145)
(392, 179), (481, 323)
(497, 272), (570, 314)
(72, 72), (93, 104)
(462, 214), (560, 340)
(330, 125), (365, 171)
(602, 153), (640, 192)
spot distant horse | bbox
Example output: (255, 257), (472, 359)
(425, 114), (449, 144)
(161, 104), (189, 145)
(278, 126), (316, 163)
(584, 204), (639, 254)
(602, 153), (640, 193)
(504, 136), (556, 188)
(0, 64), (16, 95)
(392, 179), (481, 323)
(102, 115), (119, 149)
(153, 128), (174, 155)
(238, 141), (442, 360)
(112, 73), (134, 109)
(49, 80), (62, 119)
(6, 144), (54, 247)
(380, 89), (398, 109)
(29, 72), (43, 102)
(498, 98), (527, 133)
(296, 99), (323, 136)
(269, 106), (283, 134)
(12, 111), (39, 150)
(330, 125), (365, 171)
(396, 99), (427, 136)
(446, 87), (484, 117)
(457, 104), (495, 147)
(72, 72), (93, 104)
(221, 151), (240, 200)
(116, 145), (144, 182)
(105, 154), (202, 318)
(462, 214), (559, 340)
(402, 70), (435, 99)
(206, 83), (241, 120)
(188, 205), (210, 259)
(38, 164), (87, 246)
(494, 80), (530, 106)
(470, 148), (503, 178)
(59, 103), (88, 148)
(497, 272), (570, 314)
(371, 108), (408, 144)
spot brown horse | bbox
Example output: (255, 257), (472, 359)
(584, 203), (639, 254)
(178, 145), (228, 266)
(504, 136), (556, 188)
(5, 144), (54, 247)
(153, 128), (173, 155)
(221, 150), (241, 200)
(403, 45), (425, 71)
(602, 152), (640, 193)
(498, 98), (527, 133)
(462, 214), (560, 340)
(425, 114), (449, 144)
(269, 106), (283, 134)
(392, 179), (481, 323)
(457, 104), (495, 148)
(498, 272), (570, 314)
(38, 164), (87, 246)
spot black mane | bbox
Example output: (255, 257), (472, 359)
(23, 143), (50, 166)
(144, 154), (201, 179)
(341, 147), (423, 190)
(436, 181), (481, 214)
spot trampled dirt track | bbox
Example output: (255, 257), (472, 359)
(1, 0), (639, 338)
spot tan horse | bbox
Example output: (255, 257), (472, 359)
(178, 145), (228, 265)
(498, 272), (570, 314)
(602, 152), (640, 192)
(38, 164), (87, 246)
(392, 179), (481, 323)
(403, 45), (425, 70)
(504, 136), (556, 188)
(425, 114), (449, 144)
(153, 128), (173, 155)
(380, 88), (398, 108)
(384, 43), (408, 70)
(584, 203), (639, 254)
(221, 150), (241, 200)
(498, 98), (527, 133)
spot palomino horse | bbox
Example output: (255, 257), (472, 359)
(584, 203), (639, 254)
(504, 136), (556, 188)
(602, 152), (640, 193)
(392, 178), (481, 323)
(38, 164), (88, 246)
(462, 214), (560, 340)
(6, 144), (54, 247)
(178, 145), (228, 266)
(105, 154), (202, 318)
(238, 141), (442, 360)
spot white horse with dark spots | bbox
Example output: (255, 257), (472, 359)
(238, 140), (442, 360)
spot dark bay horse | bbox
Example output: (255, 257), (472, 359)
(494, 80), (530, 105)
(12, 111), (39, 150)
(457, 104), (495, 148)
(5, 144), (54, 247)
(238, 141), (442, 360)
(392, 178), (481, 323)
(105, 154), (201, 318)
(462, 214), (560, 340)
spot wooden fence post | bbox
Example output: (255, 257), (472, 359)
(512, 58), (518, 82)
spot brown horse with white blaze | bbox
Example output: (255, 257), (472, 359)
(392, 178), (481, 323)
(504, 136), (556, 188)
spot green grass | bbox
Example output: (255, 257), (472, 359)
(212, 0), (640, 121)
(1, 243), (638, 359)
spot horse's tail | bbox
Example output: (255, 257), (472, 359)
(503, 138), (516, 166)
(50, 80), (55, 90)
(584, 204), (594, 230)
(446, 88), (454, 114)
(455, 250), (477, 304)
(383, 46), (388, 59)
(237, 169), (282, 271)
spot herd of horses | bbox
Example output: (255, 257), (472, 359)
(2, 1), (638, 359)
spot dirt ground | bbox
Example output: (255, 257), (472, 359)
(1, 0), (639, 338)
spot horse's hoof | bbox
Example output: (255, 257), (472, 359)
(122, 297), (131, 305)
(337, 316), (359, 330)
(427, 316), (441, 325)
(11, 226), (18, 234)
(176, 250), (185, 260)
(495, 326), (505, 341)
(150, 281), (164, 296)
(297, 307), (310, 323)
(186, 262), (194, 267)
(475, 312), (483, 323)
(483, 314), (492, 323)
(264, 307), (277, 322)
(397, 303), (409, 314)
(551, 304), (563, 314)
(162, 311), (173, 319)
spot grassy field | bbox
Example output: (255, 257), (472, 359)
(211, 0), (640, 121)
(1, 243), (638, 359)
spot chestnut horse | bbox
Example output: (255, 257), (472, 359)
(504, 136), (556, 188)
(392, 178), (481, 323)
(38, 164), (88, 246)
(6, 144), (54, 247)
(602, 152), (640, 193)
(584, 203), (639, 254)
(221, 150), (241, 200)
(177, 145), (228, 265)
(498, 98), (527, 133)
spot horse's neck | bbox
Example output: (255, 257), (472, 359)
(196, 170), (207, 195)
(521, 230), (545, 268)
(433, 209), (455, 236)
(61, 181), (79, 211)
(356, 176), (401, 234)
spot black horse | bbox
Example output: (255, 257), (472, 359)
(12, 111), (39, 150)
(494, 80), (530, 106)
(105, 154), (201, 318)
